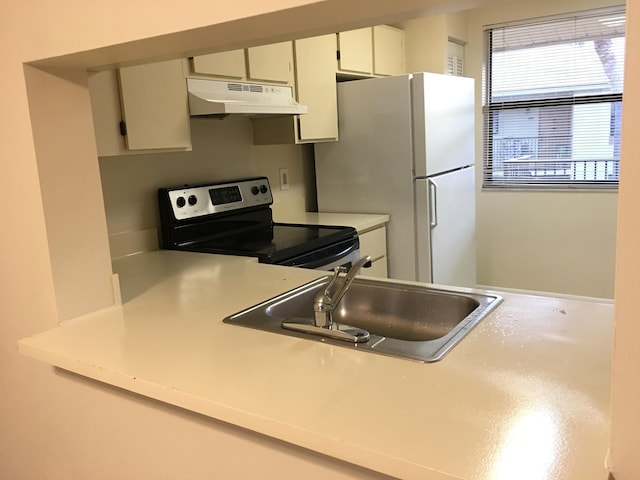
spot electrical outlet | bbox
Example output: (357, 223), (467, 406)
(279, 168), (290, 191)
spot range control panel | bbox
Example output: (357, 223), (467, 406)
(163, 177), (273, 220)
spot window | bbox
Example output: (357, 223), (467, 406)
(483, 8), (625, 188)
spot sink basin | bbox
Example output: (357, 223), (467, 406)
(224, 276), (502, 362)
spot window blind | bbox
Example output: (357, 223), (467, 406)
(482, 7), (625, 189)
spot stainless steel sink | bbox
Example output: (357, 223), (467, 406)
(224, 277), (502, 362)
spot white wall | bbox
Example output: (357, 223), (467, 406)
(403, 11), (468, 74)
(467, 0), (620, 299)
(404, 15), (449, 73)
(610, 0), (640, 476)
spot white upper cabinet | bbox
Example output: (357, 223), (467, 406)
(118, 60), (191, 151)
(89, 25), (404, 153)
(294, 34), (339, 141)
(373, 25), (405, 76)
(89, 59), (192, 157)
(252, 34), (338, 144)
(191, 49), (246, 78)
(337, 28), (374, 75)
(246, 42), (294, 84)
(337, 25), (405, 78)
(88, 70), (127, 157)
(191, 43), (294, 85)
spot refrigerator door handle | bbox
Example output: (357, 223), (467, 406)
(428, 178), (438, 228)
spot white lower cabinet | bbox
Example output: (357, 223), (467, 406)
(358, 226), (388, 278)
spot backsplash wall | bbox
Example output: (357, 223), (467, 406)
(98, 115), (315, 258)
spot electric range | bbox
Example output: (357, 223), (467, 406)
(158, 177), (360, 270)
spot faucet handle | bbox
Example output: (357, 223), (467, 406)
(313, 256), (372, 330)
(349, 255), (372, 276)
(321, 266), (343, 299)
(360, 257), (372, 269)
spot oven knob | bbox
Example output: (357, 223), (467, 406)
(251, 186), (260, 195)
(188, 194), (198, 206)
(260, 184), (268, 194)
(176, 196), (186, 208)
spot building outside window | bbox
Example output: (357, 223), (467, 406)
(482, 7), (625, 188)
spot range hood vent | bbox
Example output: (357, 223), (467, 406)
(187, 78), (307, 117)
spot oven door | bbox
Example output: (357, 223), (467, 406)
(277, 237), (360, 270)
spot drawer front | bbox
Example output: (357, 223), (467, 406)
(359, 227), (387, 261)
(360, 257), (388, 278)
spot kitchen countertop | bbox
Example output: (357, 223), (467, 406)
(18, 250), (613, 480)
(274, 211), (389, 233)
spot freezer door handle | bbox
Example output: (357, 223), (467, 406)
(428, 178), (438, 228)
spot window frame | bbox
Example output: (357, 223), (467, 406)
(482, 7), (625, 190)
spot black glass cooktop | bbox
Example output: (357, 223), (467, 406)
(182, 223), (357, 264)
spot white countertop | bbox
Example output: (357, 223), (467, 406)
(18, 250), (613, 480)
(274, 211), (389, 233)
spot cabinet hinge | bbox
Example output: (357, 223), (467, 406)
(336, 50), (341, 61)
(119, 121), (127, 137)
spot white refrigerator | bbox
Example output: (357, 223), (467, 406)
(314, 72), (476, 287)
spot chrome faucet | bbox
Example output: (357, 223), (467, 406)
(281, 256), (372, 343)
(313, 255), (372, 328)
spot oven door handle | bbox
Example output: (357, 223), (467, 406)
(280, 238), (360, 270)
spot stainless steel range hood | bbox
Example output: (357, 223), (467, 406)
(187, 78), (308, 117)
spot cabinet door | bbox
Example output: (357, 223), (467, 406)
(294, 34), (338, 141)
(337, 28), (373, 75)
(246, 42), (294, 84)
(360, 259), (388, 278)
(88, 70), (126, 157)
(118, 59), (191, 151)
(373, 25), (404, 76)
(192, 49), (246, 78)
(357, 227), (388, 278)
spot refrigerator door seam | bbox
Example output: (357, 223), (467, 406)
(413, 164), (474, 181)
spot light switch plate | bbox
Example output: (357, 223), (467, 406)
(279, 168), (290, 190)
